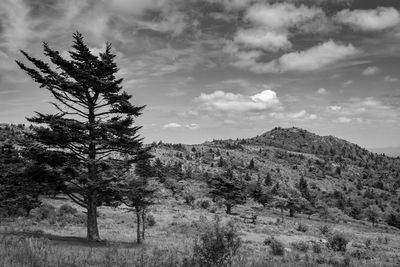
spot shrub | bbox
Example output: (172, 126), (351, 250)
(319, 225), (331, 236)
(386, 212), (400, 229)
(328, 232), (349, 252)
(193, 217), (241, 267)
(30, 204), (56, 221)
(364, 239), (372, 249)
(312, 243), (322, 254)
(291, 241), (309, 252)
(0, 208), (7, 218)
(296, 222), (308, 232)
(184, 194), (196, 207)
(264, 236), (285, 256)
(199, 200), (211, 210)
(146, 214), (156, 227)
(58, 204), (77, 216)
(377, 236), (389, 244)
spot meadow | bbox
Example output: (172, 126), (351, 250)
(1, 195), (400, 267)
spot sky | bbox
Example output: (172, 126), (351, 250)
(0, 0), (400, 148)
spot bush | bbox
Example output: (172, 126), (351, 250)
(58, 204), (77, 216)
(328, 232), (349, 252)
(199, 200), (211, 210)
(184, 194), (195, 207)
(192, 217), (241, 267)
(57, 212), (86, 227)
(312, 243), (322, 254)
(295, 222), (308, 232)
(364, 239), (372, 249)
(30, 204), (56, 221)
(319, 225), (331, 236)
(264, 236), (285, 256)
(291, 241), (309, 252)
(386, 212), (400, 229)
(146, 214), (156, 227)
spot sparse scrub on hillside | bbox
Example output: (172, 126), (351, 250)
(290, 241), (309, 252)
(191, 217), (242, 267)
(295, 222), (308, 232)
(328, 232), (349, 252)
(319, 225), (331, 236)
(264, 236), (285, 256)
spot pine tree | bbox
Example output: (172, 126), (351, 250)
(298, 175), (311, 200)
(264, 172), (272, 186)
(120, 155), (156, 244)
(16, 32), (148, 241)
(0, 142), (41, 216)
(208, 170), (246, 214)
(248, 158), (255, 169)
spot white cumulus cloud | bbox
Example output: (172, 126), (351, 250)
(316, 88), (328, 95)
(362, 66), (381, 76)
(244, 40), (359, 73)
(163, 122), (200, 130)
(335, 7), (400, 32)
(270, 110), (317, 121)
(195, 89), (282, 113)
(234, 29), (291, 52)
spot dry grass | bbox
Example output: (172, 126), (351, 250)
(1, 196), (400, 266)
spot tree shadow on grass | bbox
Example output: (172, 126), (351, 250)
(1, 230), (140, 249)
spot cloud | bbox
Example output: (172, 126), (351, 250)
(343, 80), (353, 87)
(362, 66), (381, 76)
(244, 3), (328, 32)
(167, 88), (186, 97)
(163, 122), (182, 128)
(316, 88), (328, 95)
(335, 7), (400, 32)
(195, 88), (282, 113)
(335, 117), (352, 123)
(230, 3), (333, 54)
(205, 0), (254, 10)
(328, 105), (342, 112)
(163, 122), (200, 130)
(108, 0), (171, 16)
(326, 97), (398, 124)
(234, 29), (291, 52)
(384, 75), (399, 82)
(234, 40), (359, 73)
(270, 110), (317, 121)
(134, 11), (188, 36)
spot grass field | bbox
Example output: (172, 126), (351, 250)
(1, 195), (400, 267)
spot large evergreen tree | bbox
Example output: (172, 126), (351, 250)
(16, 32), (148, 241)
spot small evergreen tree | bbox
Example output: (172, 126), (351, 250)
(208, 170), (246, 214)
(121, 176), (156, 244)
(0, 143), (41, 216)
(264, 172), (272, 186)
(248, 158), (255, 169)
(298, 175), (311, 200)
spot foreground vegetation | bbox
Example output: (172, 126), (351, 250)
(1, 196), (400, 267)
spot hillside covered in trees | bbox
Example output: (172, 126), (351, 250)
(151, 127), (400, 228)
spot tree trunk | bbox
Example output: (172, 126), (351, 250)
(87, 192), (100, 241)
(87, 104), (100, 241)
(136, 210), (141, 244)
(226, 204), (232, 214)
(141, 209), (145, 241)
(289, 208), (294, 217)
